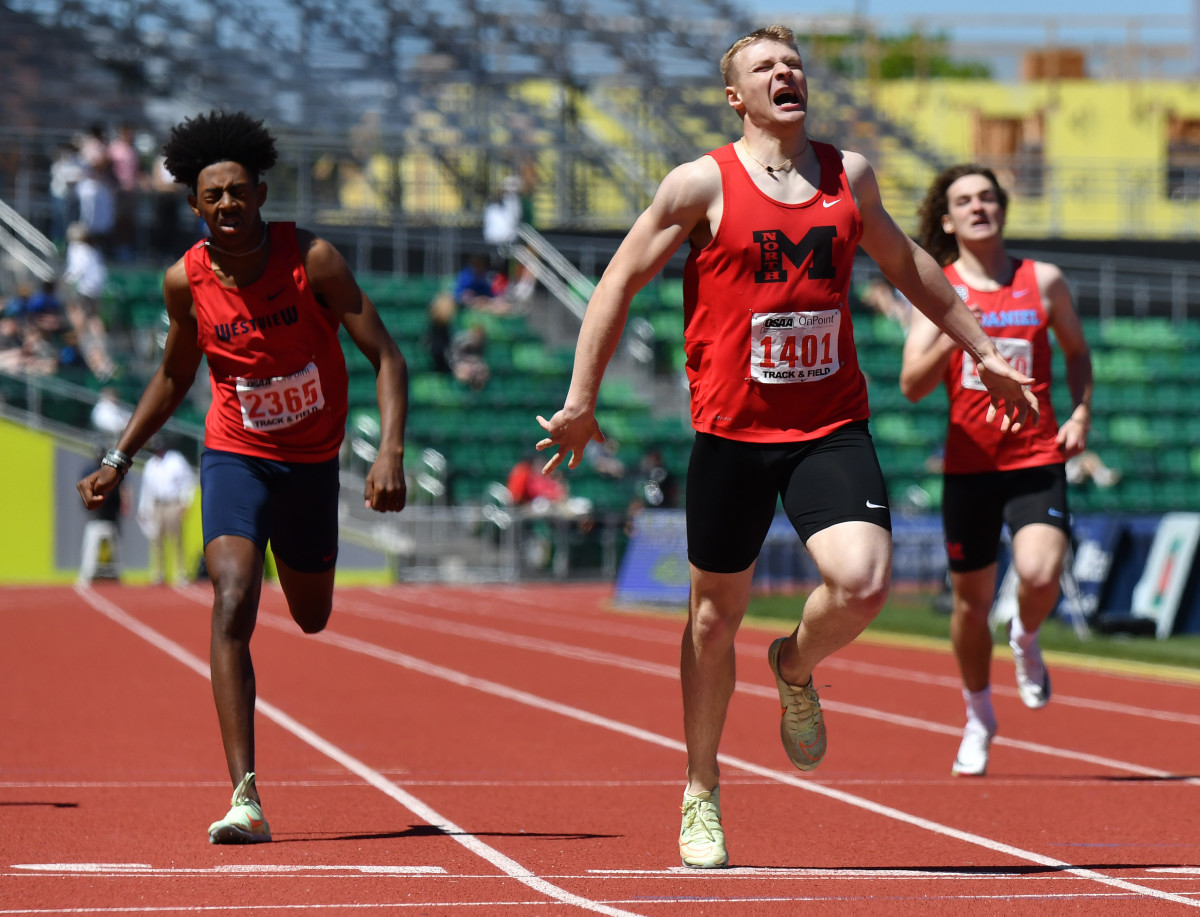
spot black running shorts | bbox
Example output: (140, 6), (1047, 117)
(942, 463), (1069, 573)
(686, 421), (891, 574)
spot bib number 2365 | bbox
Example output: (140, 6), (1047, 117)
(750, 309), (842, 383)
(236, 361), (325, 431)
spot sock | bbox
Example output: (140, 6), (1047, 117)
(1010, 614), (1038, 650)
(963, 686), (996, 734)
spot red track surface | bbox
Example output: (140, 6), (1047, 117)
(2, 582), (1199, 915)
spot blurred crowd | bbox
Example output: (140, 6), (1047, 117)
(48, 121), (189, 261)
(2, 221), (115, 379)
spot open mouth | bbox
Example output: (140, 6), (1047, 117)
(773, 88), (800, 107)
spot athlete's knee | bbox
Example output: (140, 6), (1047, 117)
(292, 602), (332, 635)
(831, 562), (891, 616)
(687, 598), (743, 651)
(211, 582), (259, 641)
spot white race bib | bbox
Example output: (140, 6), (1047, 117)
(961, 337), (1032, 392)
(750, 309), (842, 384)
(235, 361), (325, 431)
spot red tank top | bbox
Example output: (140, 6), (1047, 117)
(187, 222), (349, 462)
(683, 141), (869, 442)
(941, 259), (1063, 473)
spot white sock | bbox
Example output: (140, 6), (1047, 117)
(1010, 614), (1038, 650)
(963, 686), (996, 734)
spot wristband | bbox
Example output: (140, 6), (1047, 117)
(101, 448), (133, 477)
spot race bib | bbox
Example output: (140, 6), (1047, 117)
(961, 337), (1032, 392)
(750, 309), (842, 384)
(235, 361), (325, 431)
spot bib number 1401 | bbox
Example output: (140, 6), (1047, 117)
(750, 309), (842, 383)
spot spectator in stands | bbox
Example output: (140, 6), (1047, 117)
(453, 254), (511, 315)
(2, 284), (31, 319)
(0, 317), (23, 367)
(448, 321), (490, 391)
(150, 152), (185, 258)
(62, 222), (115, 380)
(78, 123), (108, 172)
(482, 174), (535, 301)
(535, 26), (1035, 869)
(25, 279), (64, 332)
(91, 385), (132, 436)
(900, 163), (1094, 778)
(137, 438), (197, 586)
(9, 280), (67, 339)
(76, 109), (409, 847)
(107, 123), (144, 261)
(48, 141), (84, 247)
(76, 161), (117, 254)
(426, 291), (456, 375)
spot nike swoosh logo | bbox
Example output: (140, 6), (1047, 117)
(1048, 508), (1065, 518)
(866, 500), (887, 509)
(267, 289), (285, 300)
(247, 817), (265, 829)
(822, 199), (840, 208)
(1012, 289), (1030, 297)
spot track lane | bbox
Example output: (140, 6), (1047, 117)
(3, 585), (1199, 914)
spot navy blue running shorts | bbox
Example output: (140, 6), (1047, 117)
(200, 449), (341, 573)
(686, 421), (892, 574)
(942, 463), (1069, 573)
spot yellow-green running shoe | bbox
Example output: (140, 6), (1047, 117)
(767, 636), (827, 771)
(679, 786), (727, 868)
(208, 772), (271, 844)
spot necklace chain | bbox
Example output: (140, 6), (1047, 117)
(205, 222), (269, 257)
(740, 140), (810, 175)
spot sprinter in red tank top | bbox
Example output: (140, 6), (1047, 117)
(900, 165), (1094, 778)
(77, 111), (410, 843)
(536, 27), (1038, 868)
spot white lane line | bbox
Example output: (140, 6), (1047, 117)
(0, 904), (554, 914)
(10, 864), (445, 875)
(336, 597), (1200, 783)
(378, 586), (1200, 721)
(74, 586), (645, 917)
(260, 616), (1200, 909)
(2, 892), (1186, 915)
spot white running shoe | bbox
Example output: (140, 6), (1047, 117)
(678, 786), (728, 868)
(1011, 637), (1051, 709)
(208, 772), (271, 844)
(951, 723), (995, 777)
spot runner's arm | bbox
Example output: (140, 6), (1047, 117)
(303, 230), (408, 513)
(537, 158), (718, 471)
(78, 261), (203, 508)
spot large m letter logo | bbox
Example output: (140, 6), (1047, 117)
(753, 226), (837, 283)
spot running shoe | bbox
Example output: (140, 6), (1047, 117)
(208, 772), (271, 844)
(951, 722), (995, 776)
(1011, 636), (1051, 709)
(767, 636), (826, 771)
(679, 786), (727, 868)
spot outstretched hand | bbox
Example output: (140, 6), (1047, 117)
(976, 351), (1039, 433)
(535, 410), (605, 474)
